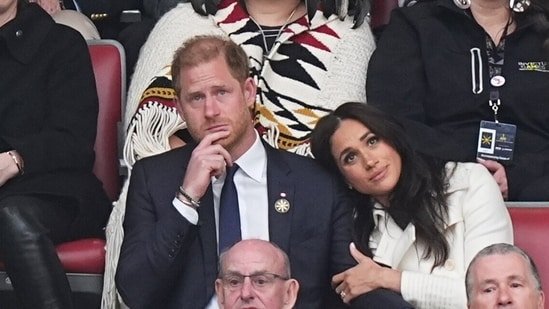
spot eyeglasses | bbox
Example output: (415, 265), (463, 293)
(220, 272), (289, 291)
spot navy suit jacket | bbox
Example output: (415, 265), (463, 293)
(116, 143), (357, 308)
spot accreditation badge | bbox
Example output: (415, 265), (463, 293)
(476, 120), (516, 161)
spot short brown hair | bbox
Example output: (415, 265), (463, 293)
(171, 35), (250, 98)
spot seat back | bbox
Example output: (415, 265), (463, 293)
(88, 40), (125, 202)
(370, 0), (399, 33)
(507, 203), (549, 308)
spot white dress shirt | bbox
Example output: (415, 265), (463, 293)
(171, 133), (270, 309)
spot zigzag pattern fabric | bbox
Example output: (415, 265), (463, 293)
(123, 0), (373, 164)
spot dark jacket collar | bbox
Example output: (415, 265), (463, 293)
(435, 0), (468, 14)
(0, 3), (54, 64)
(433, 0), (536, 31)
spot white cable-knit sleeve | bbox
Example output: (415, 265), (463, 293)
(319, 19), (376, 110)
(401, 270), (467, 308)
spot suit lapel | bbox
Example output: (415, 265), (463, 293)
(265, 146), (294, 254)
(197, 187), (217, 297)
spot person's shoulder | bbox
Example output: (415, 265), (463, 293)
(46, 13), (88, 40)
(45, 22), (89, 52)
(150, 2), (216, 41)
(50, 21), (88, 40)
(395, 0), (452, 21)
(157, 2), (206, 24)
(25, 10), (89, 56)
(456, 162), (492, 176)
(269, 147), (335, 179)
(52, 10), (100, 40)
(447, 161), (487, 175)
(274, 149), (316, 165)
(134, 146), (192, 169)
(446, 161), (494, 189)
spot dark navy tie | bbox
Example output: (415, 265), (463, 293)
(218, 164), (241, 253)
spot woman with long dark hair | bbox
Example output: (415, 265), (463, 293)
(311, 102), (513, 308)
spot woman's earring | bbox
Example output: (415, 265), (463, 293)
(510, 0), (530, 12)
(453, 0), (471, 9)
(347, 184), (353, 190)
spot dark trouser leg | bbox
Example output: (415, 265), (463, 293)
(0, 195), (76, 309)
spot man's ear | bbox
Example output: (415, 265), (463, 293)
(283, 279), (299, 308)
(537, 291), (545, 309)
(215, 279), (225, 307)
(174, 97), (185, 118)
(243, 77), (257, 109)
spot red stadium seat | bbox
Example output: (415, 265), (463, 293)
(507, 202), (549, 309)
(0, 39), (125, 306)
(370, 0), (399, 32)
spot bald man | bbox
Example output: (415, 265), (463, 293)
(215, 240), (300, 309)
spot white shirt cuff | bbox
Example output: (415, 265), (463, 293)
(172, 197), (199, 225)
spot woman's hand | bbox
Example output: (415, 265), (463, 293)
(477, 158), (508, 200)
(0, 152), (20, 187)
(333, 243), (399, 304)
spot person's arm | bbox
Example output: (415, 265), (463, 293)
(323, 18), (375, 107)
(1, 27), (97, 175)
(336, 245), (456, 308)
(0, 151), (22, 186)
(329, 180), (413, 308)
(116, 159), (199, 307)
(334, 243), (414, 308)
(460, 163), (513, 264)
(117, 131), (233, 307)
(399, 163), (513, 307)
(333, 243), (402, 297)
(329, 179), (356, 276)
(366, 9), (469, 162)
(336, 163), (512, 308)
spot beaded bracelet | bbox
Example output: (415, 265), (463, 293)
(7, 151), (24, 176)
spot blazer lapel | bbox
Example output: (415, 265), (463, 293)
(197, 187), (218, 298)
(373, 219), (416, 268)
(265, 146), (295, 254)
(390, 223), (416, 267)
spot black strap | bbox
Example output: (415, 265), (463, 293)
(484, 18), (512, 121)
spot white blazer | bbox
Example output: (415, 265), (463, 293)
(371, 162), (513, 308)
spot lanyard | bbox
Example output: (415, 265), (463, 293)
(484, 19), (512, 122)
